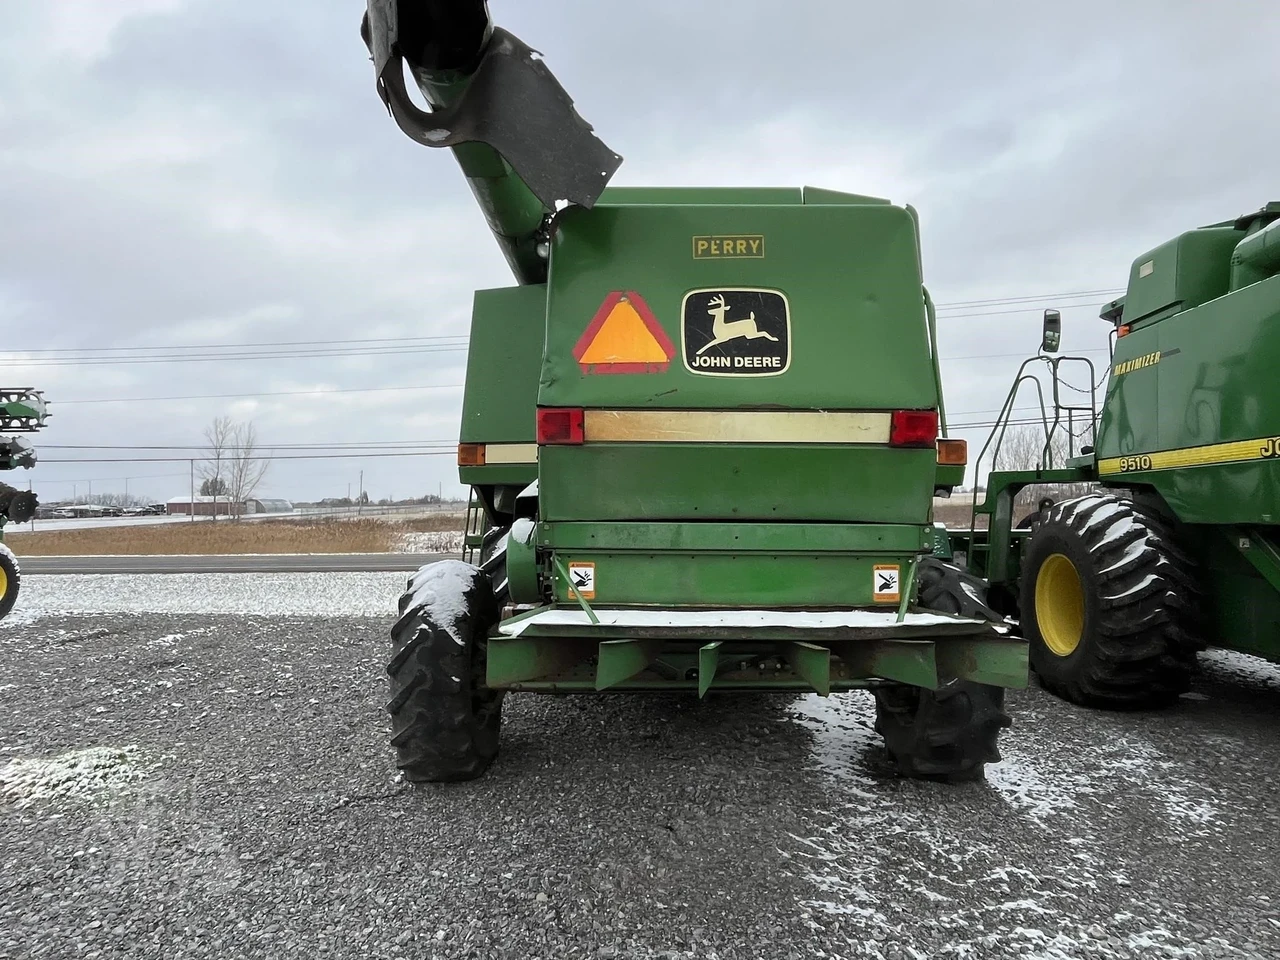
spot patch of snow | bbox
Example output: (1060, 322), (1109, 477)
(0, 572), (408, 624)
(1202, 648), (1280, 687)
(510, 518), (536, 544)
(499, 607), (976, 637)
(787, 693), (880, 796)
(1078, 499), (1128, 534)
(1125, 928), (1208, 957)
(985, 750), (1096, 821)
(1098, 536), (1151, 574)
(395, 530), (464, 553)
(406, 560), (480, 643)
(1101, 736), (1219, 833)
(0, 745), (150, 808)
(518, 479), (538, 498)
(1093, 515), (1142, 549)
(1102, 571), (1158, 601)
(1058, 494), (1097, 525)
(783, 683), (1235, 956)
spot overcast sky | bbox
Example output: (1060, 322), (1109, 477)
(2, 0), (1277, 504)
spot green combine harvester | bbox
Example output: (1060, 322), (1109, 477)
(361, 1), (1025, 782)
(0, 388), (47, 619)
(960, 203), (1280, 707)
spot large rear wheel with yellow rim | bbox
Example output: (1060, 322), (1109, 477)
(0, 544), (19, 621)
(1020, 493), (1204, 708)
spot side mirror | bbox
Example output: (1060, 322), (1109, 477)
(1041, 308), (1062, 353)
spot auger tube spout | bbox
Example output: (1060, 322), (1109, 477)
(361, 0), (623, 285)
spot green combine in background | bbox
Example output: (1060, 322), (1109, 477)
(959, 203), (1280, 708)
(0, 388), (47, 619)
(361, 1), (1025, 783)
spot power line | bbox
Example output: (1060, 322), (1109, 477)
(936, 304), (1110, 321)
(12, 288), (1125, 362)
(13, 334), (469, 354)
(941, 346), (1108, 362)
(35, 471), (191, 485)
(39, 450), (458, 464)
(43, 441), (450, 451)
(54, 383), (464, 405)
(52, 352), (1106, 405)
(0, 343), (468, 367)
(933, 288), (1122, 310)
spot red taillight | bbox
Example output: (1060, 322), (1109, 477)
(890, 409), (939, 447)
(536, 407), (585, 445)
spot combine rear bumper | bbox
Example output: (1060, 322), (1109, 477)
(486, 606), (1026, 695)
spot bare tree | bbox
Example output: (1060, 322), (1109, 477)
(992, 424), (1095, 516)
(225, 420), (270, 519)
(197, 416), (233, 519)
(198, 416), (270, 519)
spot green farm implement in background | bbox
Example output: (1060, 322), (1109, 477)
(958, 202), (1280, 707)
(361, 1), (1023, 783)
(0, 388), (47, 619)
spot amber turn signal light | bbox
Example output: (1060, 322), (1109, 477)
(457, 443), (486, 466)
(936, 438), (967, 465)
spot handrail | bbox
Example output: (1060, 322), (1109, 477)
(969, 352), (1100, 532)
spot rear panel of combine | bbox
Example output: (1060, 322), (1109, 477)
(535, 188), (940, 611)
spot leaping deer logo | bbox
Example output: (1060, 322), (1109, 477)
(695, 293), (779, 355)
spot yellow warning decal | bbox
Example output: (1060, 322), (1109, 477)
(572, 291), (675, 374)
(566, 562), (595, 600)
(873, 564), (901, 604)
(1098, 435), (1280, 475)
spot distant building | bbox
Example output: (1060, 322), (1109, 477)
(166, 496), (235, 517)
(244, 498), (293, 515)
(165, 496), (293, 517)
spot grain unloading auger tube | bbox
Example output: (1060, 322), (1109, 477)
(360, 0), (622, 285)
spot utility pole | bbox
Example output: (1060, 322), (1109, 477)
(358, 469), (364, 516)
(189, 459), (195, 522)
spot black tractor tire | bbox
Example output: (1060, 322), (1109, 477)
(387, 560), (505, 782)
(872, 557), (1012, 782)
(916, 556), (1004, 623)
(0, 545), (19, 620)
(873, 681), (1010, 782)
(1020, 492), (1205, 709)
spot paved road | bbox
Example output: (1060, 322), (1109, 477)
(2, 581), (1279, 957)
(16, 553), (451, 575)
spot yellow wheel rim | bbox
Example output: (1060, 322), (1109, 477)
(0, 565), (7, 598)
(1035, 553), (1085, 657)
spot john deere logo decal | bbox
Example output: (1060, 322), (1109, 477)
(682, 288), (790, 376)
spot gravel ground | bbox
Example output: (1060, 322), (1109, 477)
(1, 577), (1279, 958)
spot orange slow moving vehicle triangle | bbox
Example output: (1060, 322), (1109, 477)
(572, 291), (675, 374)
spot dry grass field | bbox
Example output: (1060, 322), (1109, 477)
(6, 515), (465, 556)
